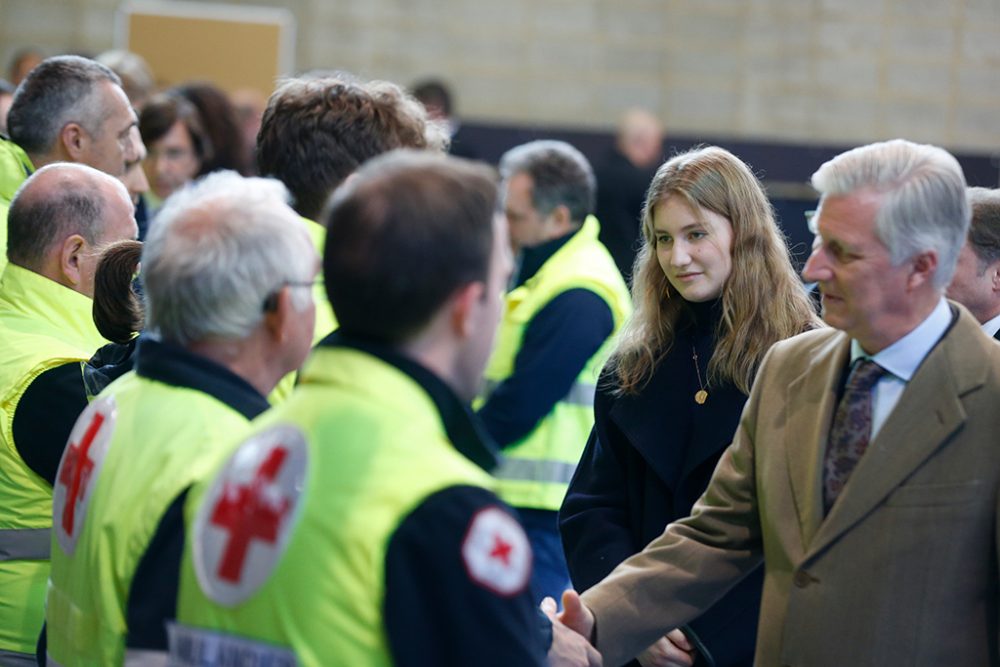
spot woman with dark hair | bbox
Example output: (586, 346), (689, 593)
(85, 239), (144, 397)
(560, 146), (821, 667)
(173, 82), (252, 176)
(140, 94), (212, 212)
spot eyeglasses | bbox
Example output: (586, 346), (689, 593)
(262, 279), (321, 312)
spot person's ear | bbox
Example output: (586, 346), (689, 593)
(60, 123), (90, 162)
(59, 234), (88, 289)
(908, 250), (938, 290)
(548, 204), (573, 235)
(450, 281), (486, 339)
(990, 261), (1000, 294)
(263, 286), (295, 343)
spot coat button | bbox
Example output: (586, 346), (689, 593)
(793, 570), (813, 588)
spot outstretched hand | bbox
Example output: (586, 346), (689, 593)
(555, 590), (595, 642)
(636, 629), (695, 667)
(542, 594), (602, 667)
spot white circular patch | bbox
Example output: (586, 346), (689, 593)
(52, 396), (117, 556)
(461, 506), (531, 597)
(192, 423), (308, 607)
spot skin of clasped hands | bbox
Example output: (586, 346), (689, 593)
(550, 590), (696, 667)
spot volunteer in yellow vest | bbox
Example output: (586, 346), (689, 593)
(477, 140), (631, 604)
(170, 151), (601, 667)
(256, 74), (449, 350)
(0, 164), (136, 666)
(44, 172), (319, 667)
(0, 55), (143, 275)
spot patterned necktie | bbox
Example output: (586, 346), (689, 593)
(823, 358), (886, 514)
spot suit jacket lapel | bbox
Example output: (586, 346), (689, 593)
(784, 332), (849, 551)
(807, 311), (983, 558)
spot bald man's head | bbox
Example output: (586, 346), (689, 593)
(8, 163), (137, 296)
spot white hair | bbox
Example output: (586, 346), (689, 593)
(811, 138), (970, 289)
(142, 171), (315, 346)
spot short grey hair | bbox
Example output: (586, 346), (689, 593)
(499, 140), (596, 224)
(7, 55), (122, 156)
(142, 171), (316, 346)
(811, 138), (969, 289)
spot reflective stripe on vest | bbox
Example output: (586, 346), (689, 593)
(0, 527), (49, 561)
(0, 648), (39, 667)
(493, 457), (577, 486)
(482, 379), (596, 408)
(168, 623), (296, 667)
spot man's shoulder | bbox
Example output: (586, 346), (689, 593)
(753, 326), (843, 385)
(770, 326), (843, 358)
(0, 138), (31, 204)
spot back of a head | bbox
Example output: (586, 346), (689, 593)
(257, 76), (446, 221)
(966, 187), (1000, 267)
(7, 163), (114, 269)
(499, 139), (595, 225)
(95, 50), (155, 109)
(7, 55), (121, 156)
(142, 171), (315, 346)
(412, 79), (453, 119)
(811, 138), (969, 288)
(93, 239), (144, 343)
(173, 82), (249, 176)
(323, 150), (497, 344)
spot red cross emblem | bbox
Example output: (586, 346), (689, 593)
(210, 446), (291, 583)
(489, 535), (513, 566)
(193, 423), (308, 606)
(52, 397), (117, 555)
(461, 506), (531, 596)
(58, 412), (105, 535)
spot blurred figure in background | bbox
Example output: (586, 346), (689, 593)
(174, 82), (252, 175)
(95, 50), (156, 112)
(230, 87), (267, 175)
(139, 94), (212, 217)
(0, 78), (14, 135)
(946, 186), (1000, 338)
(413, 77), (479, 160)
(595, 108), (664, 280)
(7, 47), (44, 86)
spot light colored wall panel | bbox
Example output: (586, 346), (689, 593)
(3, 0), (1000, 154)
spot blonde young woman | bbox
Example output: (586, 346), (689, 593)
(560, 146), (820, 667)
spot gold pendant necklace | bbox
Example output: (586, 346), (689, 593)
(692, 347), (708, 404)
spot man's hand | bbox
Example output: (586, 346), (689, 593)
(555, 590), (596, 642)
(541, 596), (602, 667)
(636, 629), (695, 667)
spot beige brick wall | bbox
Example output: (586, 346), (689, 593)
(3, 0), (1000, 152)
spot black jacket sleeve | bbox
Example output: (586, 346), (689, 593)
(559, 388), (640, 592)
(13, 361), (90, 485)
(477, 289), (613, 448)
(384, 485), (547, 667)
(125, 488), (188, 651)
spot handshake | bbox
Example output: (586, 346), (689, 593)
(541, 590), (695, 667)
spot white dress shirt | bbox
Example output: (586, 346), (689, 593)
(850, 298), (952, 440)
(980, 310), (1000, 338)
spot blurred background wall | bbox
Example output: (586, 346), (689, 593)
(4, 0), (1000, 261)
(4, 0), (999, 150)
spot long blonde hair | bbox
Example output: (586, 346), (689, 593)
(609, 146), (821, 395)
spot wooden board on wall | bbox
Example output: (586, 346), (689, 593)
(115, 0), (295, 98)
